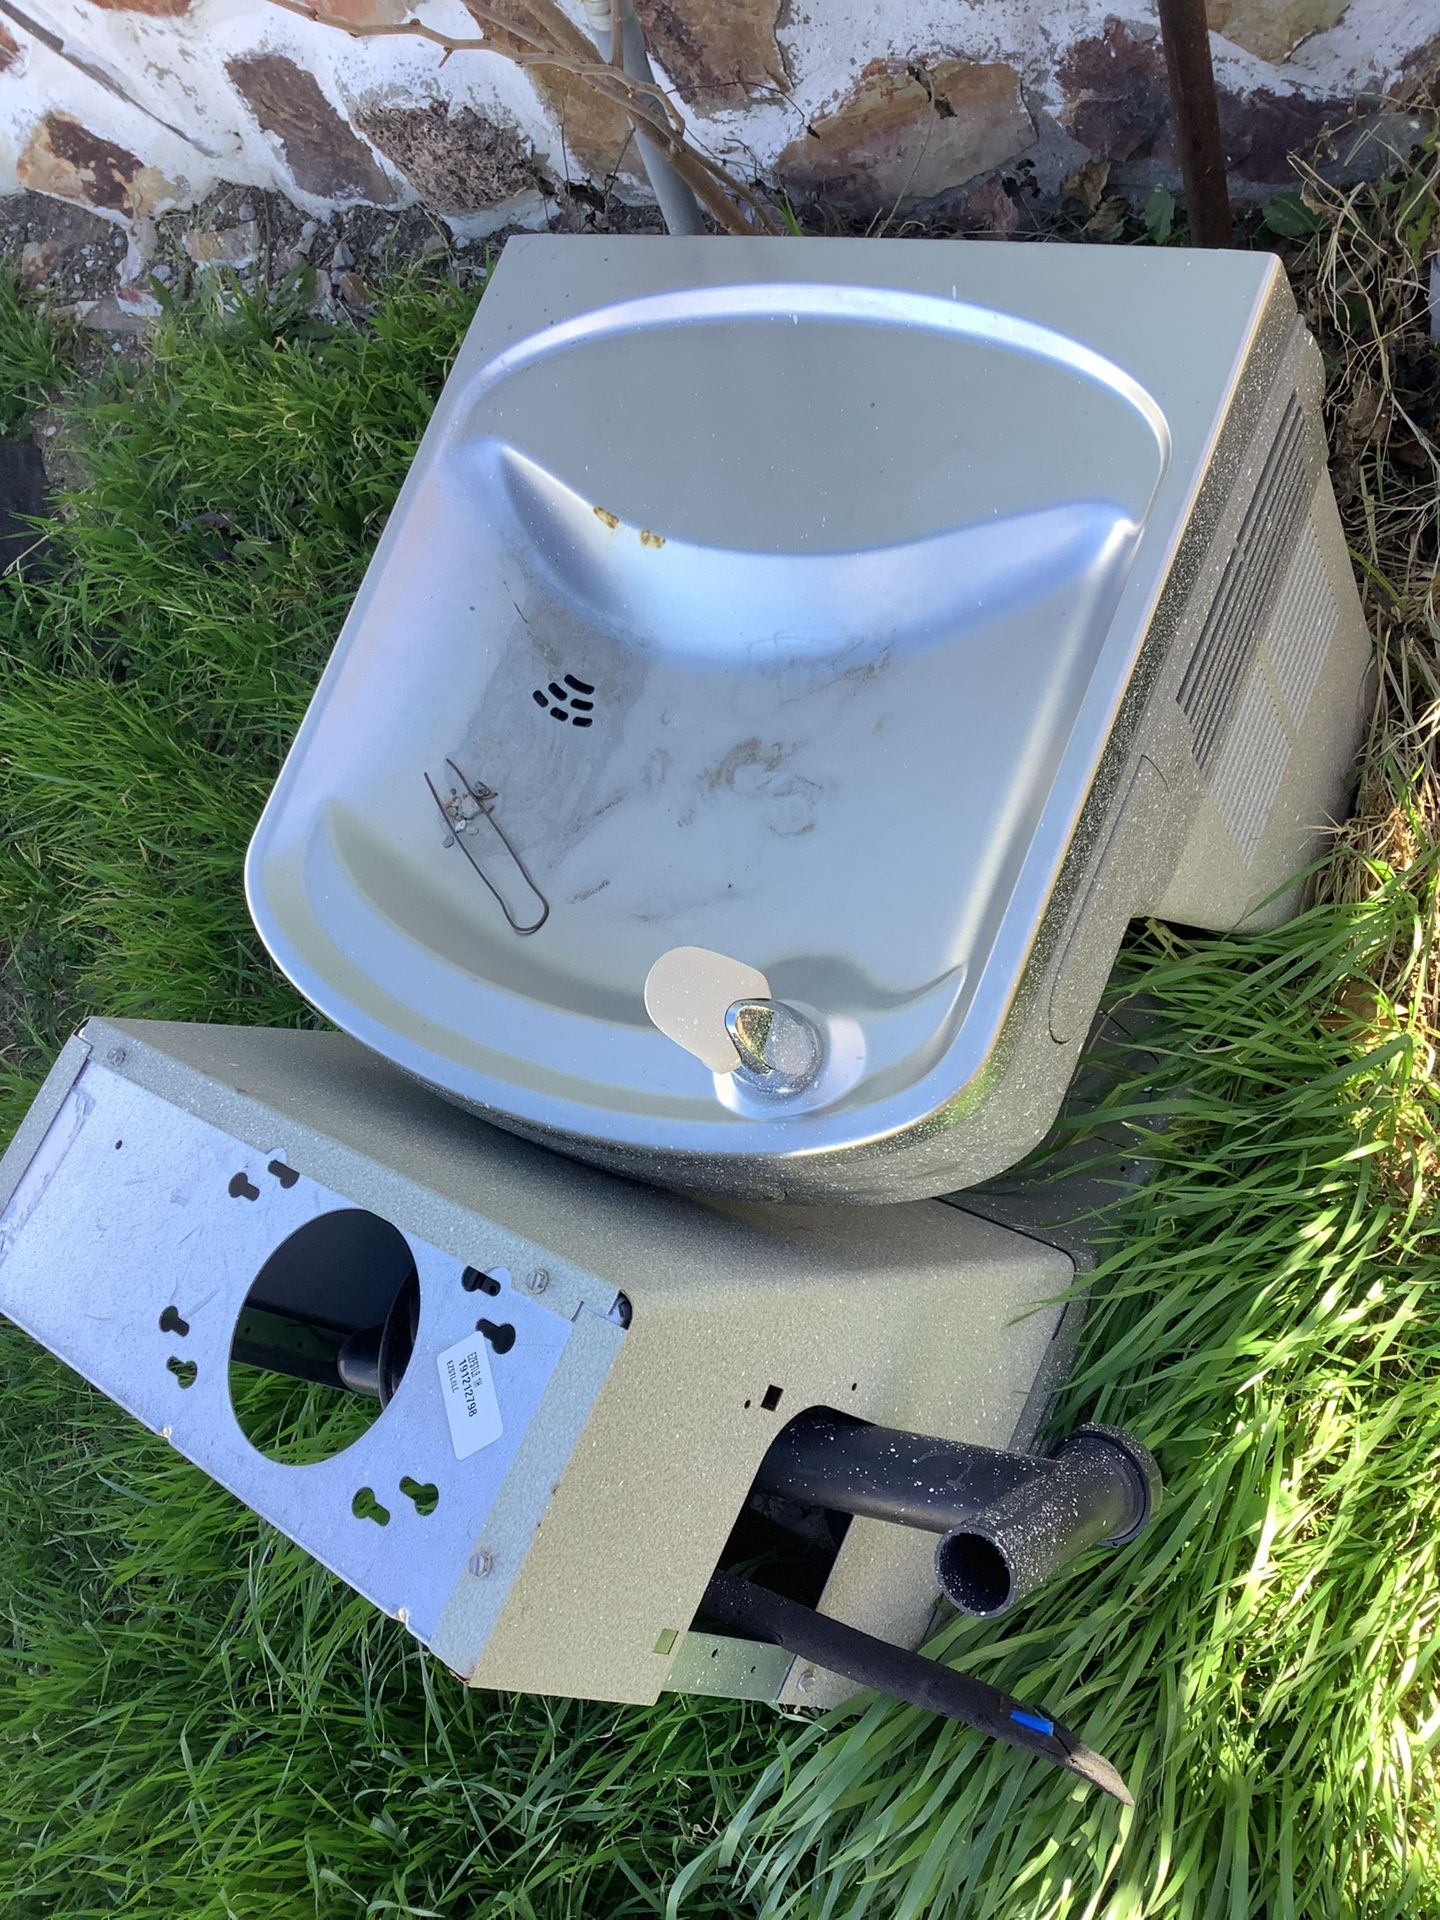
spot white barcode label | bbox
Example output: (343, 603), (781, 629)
(436, 1333), (503, 1459)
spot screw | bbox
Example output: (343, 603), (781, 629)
(468, 1549), (495, 1579)
(106, 1046), (127, 1067)
(526, 1269), (550, 1294)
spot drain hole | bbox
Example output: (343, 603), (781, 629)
(166, 1356), (198, 1389)
(534, 673), (600, 726)
(399, 1476), (439, 1516)
(761, 1384), (784, 1412)
(352, 1486), (390, 1526)
(159, 1305), (190, 1337)
(476, 1318), (516, 1355)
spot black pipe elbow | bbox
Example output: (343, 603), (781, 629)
(934, 1425), (1160, 1617)
(751, 1408), (1160, 1619)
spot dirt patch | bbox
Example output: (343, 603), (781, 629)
(0, 163), (662, 345)
(0, 193), (127, 301)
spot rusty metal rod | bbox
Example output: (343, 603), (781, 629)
(1156, 0), (1233, 247)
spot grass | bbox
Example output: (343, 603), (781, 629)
(0, 273), (68, 439)
(2, 139), (1440, 1916)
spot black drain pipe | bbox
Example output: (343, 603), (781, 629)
(753, 1410), (1160, 1616)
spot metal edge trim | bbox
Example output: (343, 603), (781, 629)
(0, 1029), (94, 1221)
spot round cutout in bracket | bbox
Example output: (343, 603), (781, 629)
(228, 1208), (420, 1466)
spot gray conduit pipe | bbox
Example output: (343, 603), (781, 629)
(581, 0), (707, 235)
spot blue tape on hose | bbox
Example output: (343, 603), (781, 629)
(1010, 1709), (1055, 1736)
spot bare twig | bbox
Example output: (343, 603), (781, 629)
(264, 0), (782, 235)
(269, 0), (494, 54)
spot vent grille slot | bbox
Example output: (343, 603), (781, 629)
(1266, 520), (1338, 728)
(1209, 674), (1291, 865)
(1178, 395), (1315, 775)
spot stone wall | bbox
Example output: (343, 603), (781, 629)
(0, 0), (1433, 241)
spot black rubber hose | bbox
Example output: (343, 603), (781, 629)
(701, 1570), (1133, 1805)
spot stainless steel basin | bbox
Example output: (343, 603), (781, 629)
(247, 237), (1368, 1199)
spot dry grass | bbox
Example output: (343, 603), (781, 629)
(1305, 139), (1440, 866)
(1289, 136), (1440, 1190)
